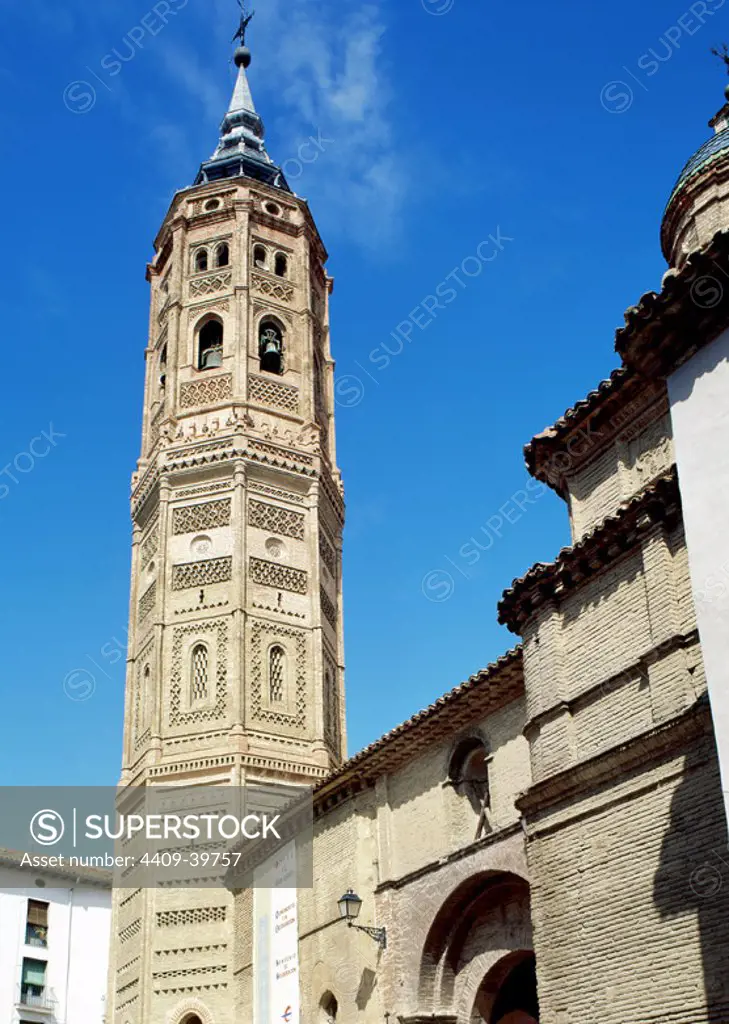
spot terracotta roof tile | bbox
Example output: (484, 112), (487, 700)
(498, 469), (681, 633)
(524, 368), (634, 487)
(314, 647), (523, 801)
(616, 229), (729, 376)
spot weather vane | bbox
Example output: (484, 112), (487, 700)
(233, 0), (255, 47)
(711, 43), (729, 75)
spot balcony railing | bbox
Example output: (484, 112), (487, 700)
(17, 985), (57, 1013)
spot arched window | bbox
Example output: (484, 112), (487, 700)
(274, 252), (288, 278)
(194, 248), (208, 273)
(259, 320), (283, 375)
(190, 644), (209, 702)
(325, 669), (339, 746)
(319, 992), (338, 1024)
(215, 242), (230, 268)
(449, 737), (492, 839)
(159, 344), (167, 389)
(198, 318), (223, 370)
(269, 645), (285, 702)
(253, 244), (267, 269)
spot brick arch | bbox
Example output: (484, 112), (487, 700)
(417, 870), (532, 1022)
(168, 997), (215, 1024)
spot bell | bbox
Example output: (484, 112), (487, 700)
(201, 346), (223, 369)
(260, 334), (282, 374)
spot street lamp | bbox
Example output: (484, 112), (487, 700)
(337, 890), (387, 950)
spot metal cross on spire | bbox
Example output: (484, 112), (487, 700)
(711, 43), (729, 75)
(233, 0), (255, 47)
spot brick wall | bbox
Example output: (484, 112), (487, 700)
(524, 717), (729, 1023)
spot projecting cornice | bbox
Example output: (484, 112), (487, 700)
(524, 368), (667, 496)
(517, 696), (713, 820)
(616, 228), (729, 377)
(497, 469), (681, 634)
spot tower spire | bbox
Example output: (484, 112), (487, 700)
(194, 4), (289, 190)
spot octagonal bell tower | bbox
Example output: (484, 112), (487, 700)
(108, 28), (345, 1024)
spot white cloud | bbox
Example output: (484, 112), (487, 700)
(160, 0), (408, 248)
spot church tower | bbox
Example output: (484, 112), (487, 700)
(109, 23), (345, 1024)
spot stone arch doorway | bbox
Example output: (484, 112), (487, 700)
(471, 950), (538, 1024)
(417, 870), (536, 1023)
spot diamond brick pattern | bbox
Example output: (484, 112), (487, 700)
(179, 374), (232, 409)
(172, 556), (232, 590)
(248, 374), (299, 413)
(249, 557), (307, 594)
(173, 498), (232, 535)
(248, 499), (305, 540)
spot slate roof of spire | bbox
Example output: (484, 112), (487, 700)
(194, 44), (290, 192)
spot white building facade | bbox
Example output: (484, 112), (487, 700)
(0, 852), (111, 1024)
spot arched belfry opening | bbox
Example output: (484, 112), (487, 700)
(259, 319), (283, 375)
(197, 317), (224, 370)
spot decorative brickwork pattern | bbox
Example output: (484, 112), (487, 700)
(173, 498), (232, 535)
(324, 661), (339, 750)
(251, 272), (294, 303)
(172, 556), (232, 590)
(269, 646), (285, 702)
(248, 499), (305, 539)
(179, 374), (232, 409)
(119, 919), (142, 943)
(249, 621), (307, 729)
(177, 482), (233, 499)
(319, 529), (337, 577)
(320, 586), (337, 628)
(249, 557), (307, 594)
(169, 618), (228, 726)
(156, 906), (227, 928)
(248, 374), (299, 413)
(138, 581), (156, 623)
(248, 482), (305, 504)
(140, 519), (159, 565)
(191, 644), (209, 701)
(189, 270), (232, 297)
(149, 405), (164, 449)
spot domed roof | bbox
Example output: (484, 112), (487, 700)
(667, 125), (729, 204)
(661, 91), (729, 265)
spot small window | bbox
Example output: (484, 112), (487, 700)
(20, 958), (47, 1007)
(194, 248), (208, 273)
(274, 252), (288, 278)
(204, 198), (221, 212)
(159, 345), (167, 389)
(216, 242), (230, 268)
(198, 319), (223, 370)
(191, 644), (209, 702)
(265, 201), (281, 217)
(253, 244), (267, 269)
(259, 320), (283, 375)
(449, 737), (492, 839)
(319, 992), (338, 1024)
(25, 901), (48, 948)
(269, 645), (285, 702)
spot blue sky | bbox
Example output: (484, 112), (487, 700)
(0, 0), (724, 784)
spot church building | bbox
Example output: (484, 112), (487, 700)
(107, 22), (729, 1024)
